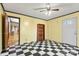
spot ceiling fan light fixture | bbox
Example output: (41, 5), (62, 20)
(48, 11), (52, 15)
(45, 11), (48, 15)
(47, 3), (50, 8)
(45, 11), (52, 16)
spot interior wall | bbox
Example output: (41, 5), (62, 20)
(47, 12), (79, 47)
(6, 12), (48, 44)
(0, 4), (4, 52)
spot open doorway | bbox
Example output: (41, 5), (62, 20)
(2, 15), (20, 50)
(8, 16), (20, 47)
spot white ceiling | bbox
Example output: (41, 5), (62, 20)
(3, 3), (79, 20)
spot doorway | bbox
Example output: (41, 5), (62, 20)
(37, 24), (45, 41)
(8, 16), (20, 47)
(2, 15), (20, 50)
(62, 17), (77, 46)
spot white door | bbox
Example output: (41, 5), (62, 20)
(62, 18), (77, 46)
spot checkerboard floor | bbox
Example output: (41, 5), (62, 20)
(0, 40), (79, 56)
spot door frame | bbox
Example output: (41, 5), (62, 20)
(2, 15), (20, 50)
(37, 24), (45, 41)
(62, 17), (77, 46)
(8, 16), (20, 45)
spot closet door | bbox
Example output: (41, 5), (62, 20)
(37, 24), (45, 41)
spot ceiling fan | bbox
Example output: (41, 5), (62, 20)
(34, 3), (59, 15)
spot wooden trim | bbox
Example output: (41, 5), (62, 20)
(5, 10), (48, 21)
(0, 3), (6, 14)
(2, 14), (5, 50)
(2, 14), (8, 50)
(0, 3), (5, 11)
(43, 24), (45, 41)
(48, 11), (79, 20)
(8, 16), (20, 19)
(5, 9), (79, 21)
(18, 17), (20, 45)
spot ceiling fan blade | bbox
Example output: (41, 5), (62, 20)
(40, 10), (46, 12)
(51, 9), (59, 11)
(34, 7), (47, 10)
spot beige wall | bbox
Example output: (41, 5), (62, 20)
(6, 12), (48, 44)
(47, 12), (79, 47)
(0, 4), (4, 52)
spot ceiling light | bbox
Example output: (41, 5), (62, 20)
(45, 12), (48, 15)
(48, 11), (52, 15)
(47, 3), (50, 8)
(45, 11), (52, 16)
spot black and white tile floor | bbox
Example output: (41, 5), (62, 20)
(0, 40), (79, 56)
